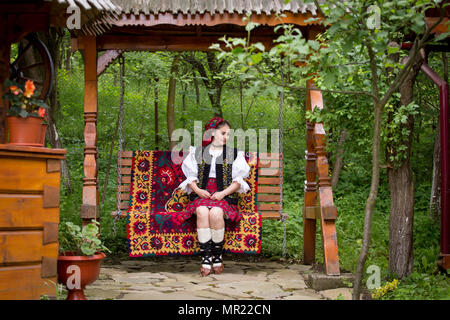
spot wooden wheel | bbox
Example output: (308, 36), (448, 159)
(9, 33), (54, 101)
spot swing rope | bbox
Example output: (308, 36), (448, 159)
(113, 55), (126, 237)
(279, 59), (288, 258)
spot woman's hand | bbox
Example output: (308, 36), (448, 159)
(197, 189), (211, 199)
(210, 191), (225, 201)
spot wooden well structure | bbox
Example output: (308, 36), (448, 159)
(0, 0), (118, 299)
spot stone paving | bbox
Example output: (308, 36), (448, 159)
(81, 255), (353, 300)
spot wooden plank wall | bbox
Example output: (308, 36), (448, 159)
(0, 145), (65, 299)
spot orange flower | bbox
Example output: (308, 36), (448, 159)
(9, 85), (21, 95)
(24, 80), (36, 98)
(38, 107), (46, 118)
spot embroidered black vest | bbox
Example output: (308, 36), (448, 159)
(189, 144), (239, 205)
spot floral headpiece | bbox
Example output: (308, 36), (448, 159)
(202, 116), (224, 147)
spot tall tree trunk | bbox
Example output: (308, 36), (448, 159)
(388, 161), (414, 277)
(353, 41), (384, 300)
(331, 129), (347, 190)
(167, 55), (179, 150)
(65, 35), (71, 72)
(213, 86), (223, 118)
(182, 81), (187, 129)
(239, 81), (245, 129)
(186, 52), (225, 116)
(430, 120), (441, 221)
(193, 71), (200, 106)
(387, 53), (423, 278)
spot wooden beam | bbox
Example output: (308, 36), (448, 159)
(97, 49), (123, 76)
(74, 34), (277, 52)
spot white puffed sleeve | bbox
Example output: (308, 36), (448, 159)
(177, 146), (199, 194)
(232, 150), (251, 193)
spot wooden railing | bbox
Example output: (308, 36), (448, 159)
(303, 79), (340, 275)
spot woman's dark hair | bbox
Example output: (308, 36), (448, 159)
(216, 120), (231, 129)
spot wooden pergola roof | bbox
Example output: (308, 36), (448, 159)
(72, 0), (325, 52)
(111, 0), (321, 15)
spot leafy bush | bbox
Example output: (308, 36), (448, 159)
(59, 220), (111, 256)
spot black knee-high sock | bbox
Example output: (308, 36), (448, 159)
(211, 228), (225, 267)
(198, 228), (212, 269)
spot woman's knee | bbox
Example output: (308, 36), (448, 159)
(209, 207), (224, 221)
(196, 206), (209, 219)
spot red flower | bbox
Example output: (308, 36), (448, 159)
(38, 107), (46, 118)
(9, 85), (21, 95)
(24, 80), (36, 98)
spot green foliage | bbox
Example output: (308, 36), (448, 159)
(59, 220), (111, 256)
(380, 272), (450, 300)
(55, 24), (449, 299)
(382, 97), (419, 166)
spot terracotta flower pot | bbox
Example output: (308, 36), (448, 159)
(40, 123), (48, 146)
(7, 116), (44, 147)
(57, 252), (106, 300)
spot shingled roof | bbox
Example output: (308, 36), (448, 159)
(45, 0), (122, 35)
(50, 0), (323, 35)
(110, 0), (321, 16)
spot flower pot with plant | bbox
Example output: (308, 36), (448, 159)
(2, 79), (49, 146)
(58, 220), (111, 300)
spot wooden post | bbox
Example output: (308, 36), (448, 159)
(309, 82), (340, 276)
(0, 13), (10, 144)
(303, 78), (317, 265)
(302, 27), (322, 265)
(81, 35), (99, 226)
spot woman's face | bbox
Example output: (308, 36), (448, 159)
(212, 125), (230, 146)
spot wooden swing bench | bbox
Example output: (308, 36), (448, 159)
(113, 150), (286, 220)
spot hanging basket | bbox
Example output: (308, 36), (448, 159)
(7, 116), (47, 147)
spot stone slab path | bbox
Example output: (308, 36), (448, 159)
(81, 255), (353, 300)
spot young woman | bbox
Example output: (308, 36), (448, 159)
(177, 117), (251, 276)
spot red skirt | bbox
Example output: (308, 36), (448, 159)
(182, 177), (242, 222)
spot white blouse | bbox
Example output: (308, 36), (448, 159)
(177, 146), (251, 195)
